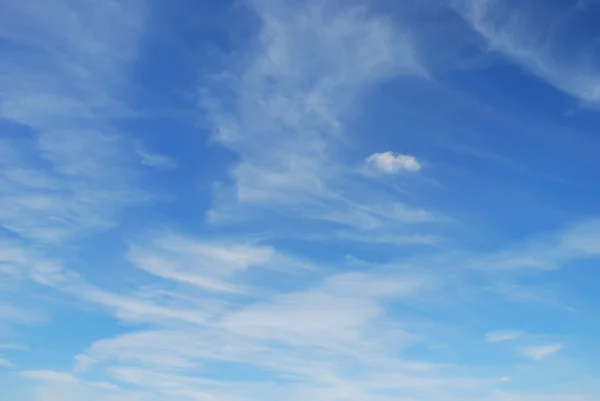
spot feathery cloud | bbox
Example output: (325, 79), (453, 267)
(135, 146), (178, 170)
(485, 330), (523, 342)
(127, 234), (274, 293)
(20, 370), (78, 383)
(458, 0), (600, 105)
(521, 344), (563, 361)
(0, 0), (150, 243)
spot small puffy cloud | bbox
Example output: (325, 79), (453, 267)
(500, 376), (511, 383)
(485, 330), (523, 342)
(366, 151), (421, 174)
(521, 344), (562, 360)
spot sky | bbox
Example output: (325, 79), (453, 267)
(1, 0), (600, 400)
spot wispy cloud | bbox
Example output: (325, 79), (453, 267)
(29, 260), (213, 326)
(0, 358), (12, 367)
(135, 145), (178, 170)
(521, 344), (563, 361)
(472, 218), (600, 271)
(0, 0), (150, 243)
(217, 271), (425, 349)
(458, 0), (600, 105)
(127, 233), (274, 293)
(485, 330), (523, 343)
(20, 370), (78, 383)
(332, 232), (440, 246)
(0, 303), (46, 325)
(203, 1), (432, 233)
(67, 264), (490, 401)
(19, 370), (147, 401)
(18, 205), (599, 401)
(0, 343), (27, 350)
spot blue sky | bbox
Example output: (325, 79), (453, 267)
(2, 0), (600, 400)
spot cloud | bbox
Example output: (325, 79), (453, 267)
(0, 358), (12, 367)
(331, 232), (440, 246)
(472, 218), (600, 271)
(458, 0), (600, 105)
(17, 210), (600, 401)
(521, 344), (562, 361)
(0, 303), (45, 325)
(21, 225), (594, 400)
(8, 2), (600, 401)
(485, 330), (523, 342)
(217, 272), (425, 350)
(19, 370), (150, 401)
(0, 343), (27, 350)
(127, 234), (275, 293)
(135, 146), (178, 170)
(366, 152), (421, 174)
(69, 270), (488, 401)
(28, 258), (213, 326)
(0, 0), (150, 243)
(20, 370), (78, 383)
(203, 0), (432, 231)
(0, 238), (29, 275)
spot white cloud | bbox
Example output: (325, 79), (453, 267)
(22, 222), (597, 401)
(0, 238), (29, 275)
(458, 0), (600, 105)
(0, 303), (45, 325)
(559, 219), (600, 256)
(491, 395), (594, 401)
(29, 259), (213, 326)
(485, 330), (523, 343)
(0, 358), (12, 367)
(19, 370), (151, 401)
(0, 0), (150, 243)
(521, 344), (562, 361)
(320, 201), (438, 230)
(0, 343), (27, 350)
(127, 234), (276, 293)
(20, 370), (78, 383)
(203, 1), (432, 232)
(136, 147), (178, 170)
(30, 260), (75, 286)
(64, 251), (504, 401)
(366, 152), (421, 174)
(332, 232), (440, 245)
(217, 272), (424, 350)
(472, 218), (600, 271)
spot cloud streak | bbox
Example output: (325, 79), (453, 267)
(0, 0), (150, 243)
(485, 330), (523, 342)
(459, 0), (600, 105)
(521, 344), (563, 361)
